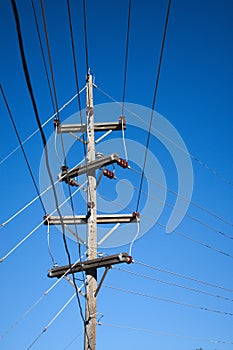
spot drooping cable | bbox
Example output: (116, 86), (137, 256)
(98, 322), (233, 345)
(115, 175), (233, 241)
(0, 88), (85, 167)
(122, 0), (131, 117)
(95, 190), (233, 261)
(67, 0), (86, 157)
(136, 0), (172, 212)
(0, 182), (87, 263)
(31, 0), (55, 113)
(0, 85), (46, 215)
(82, 0), (89, 73)
(105, 285), (233, 317)
(130, 166), (233, 228)
(10, 1), (86, 330)
(113, 267), (233, 302)
(0, 254), (86, 341)
(1, 158), (86, 228)
(63, 331), (83, 350)
(135, 260), (233, 293)
(26, 290), (81, 350)
(95, 84), (233, 190)
(39, 0), (66, 164)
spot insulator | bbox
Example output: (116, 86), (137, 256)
(126, 256), (133, 264)
(53, 118), (60, 127)
(132, 212), (140, 219)
(118, 158), (128, 169)
(43, 215), (50, 225)
(118, 116), (126, 126)
(103, 169), (115, 179)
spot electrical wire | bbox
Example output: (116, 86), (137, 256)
(113, 267), (233, 302)
(0, 85), (46, 215)
(95, 190), (233, 262)
(129, 220), (140, 256)
(26, 290), (80, 350)
(31, 0), (55, 113)
(0, 254), (86, 341)
(82, 0), (89, 73)
(97, 322), (233, 345)
(39, 0), (66, 164)
(38, 1), (87, 335)
(122, 0), (131, 117)
(63, 331), (83, 349)
(67, 0), (86, 160)
(1, 158), (86, 228)
(135, 261), (233, 293)
(115, 175), (233, 241)
(105, 285), (233, 317)
(136, 0), (172, 212)
(130, 166), (233, 228)
(0, 87), (85, 167)
(0, 182), (87, 263)
(95, 84), (233, 190)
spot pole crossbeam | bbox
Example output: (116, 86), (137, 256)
(47, 252), (133, 278)
(49, 74), (135, 350)
(44, 213), (140, 226)
(54, 119), (126, 133)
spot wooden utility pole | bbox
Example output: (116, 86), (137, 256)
(46, 73), (140, 350)
(84, 73), (97, 350)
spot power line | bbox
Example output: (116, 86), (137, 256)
(67, 0), (84, 129)
(115, 175), (233, 241)
(0, 88), (85, 167)
(135, 261), (233, 293)
(39, 0), (66, 164)
(113, 267), (233, 302)
(105, 285), (233, 317)
(130, 166), (233, 228)
(0, 254), (86, 341)
(0, 85), (46, 215)
(122, 0), (132, 116)
(63, 331), (83, 350)
(11, 0), (85, 338)
(95, 190), (233, 261)
(97, 321), (233, 345)
(26, 290), (80, 350)
(31, 0), (55, 113)
(0, 182), (87, 263)
(136, 0), (172, 212)
(95, 84), (233, 192)
(1, 158), (86, 228)
(82, 0), (89, 73)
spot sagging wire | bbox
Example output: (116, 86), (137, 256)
(47, 219), (57, 266)
(129, 218), (140, 257)
(95, 187), (233, 261)
(26, 290), (81, 350)
(0, 88), (86, 167)
(1, 158), (86, 228)
(0, 181), (87, 263)
(95, 85), (233, 228)
(0, 254), (86, 341)
(97, 322), (233, 346)
(121, 116), (128, 162)
(54, 123), (63, 164)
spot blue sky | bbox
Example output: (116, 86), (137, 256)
(0, 0), (233, 349)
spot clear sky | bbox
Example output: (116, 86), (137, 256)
(0, 1), (233, 349)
